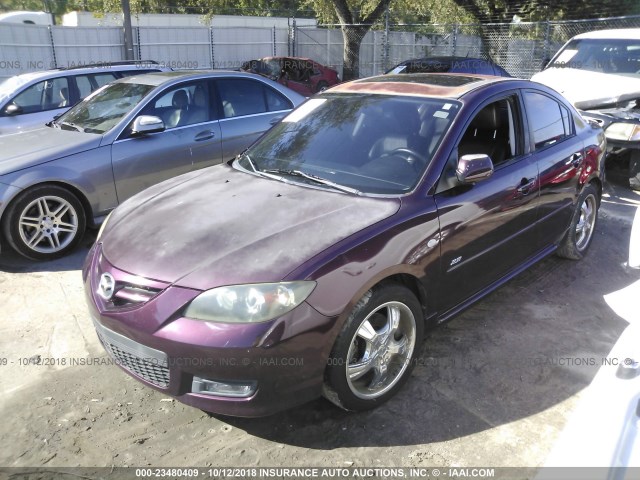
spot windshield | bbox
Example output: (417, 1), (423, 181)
(0, 76), (29, 104)
(549, 38), (640, 76)
(235, 93), (460, 195)
(54, 81), (155, 134)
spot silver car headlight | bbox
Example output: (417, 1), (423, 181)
(605, 122), (640, 142)
(184, 281), (316, 323)
(96, 211), (113, 242)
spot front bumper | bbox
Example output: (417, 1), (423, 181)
(83, 243), (339, 417)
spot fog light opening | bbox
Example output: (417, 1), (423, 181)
(192, 377), (256, 398)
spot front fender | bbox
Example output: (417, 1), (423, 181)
(0, 145), (117, 222)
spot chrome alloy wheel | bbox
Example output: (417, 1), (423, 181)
(575, 193), (597, 252)
(18, 196), (79, 254)
(346, 301), (417, 399)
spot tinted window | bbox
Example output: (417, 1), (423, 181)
(217, 79), (267, 118)
(524, 92), (569, 149)
(265, 87), (293, 112)
(12, 77), (70, 114)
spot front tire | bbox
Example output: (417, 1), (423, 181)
(3, 185), (86, 261)
(323, 284), (424, 411)
(556, 183), (599, 260)
(315, 81), (329, 93)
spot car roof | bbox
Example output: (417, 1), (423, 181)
(261, 56), (316, 63)
(8, 62), (168, 83)
(573, 28), (640, 40)
(330, 73), (510, 99)
(117, 69), (286, 86)
(401, 56), (496, 64)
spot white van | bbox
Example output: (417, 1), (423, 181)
(0, 11), (53, 25)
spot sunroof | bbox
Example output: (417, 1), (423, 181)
(362, 73), (483, 87)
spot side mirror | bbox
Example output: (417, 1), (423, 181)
(131, 115), (165, 136)
(4, 104), (22, 116)
(456, 154), (494, 184)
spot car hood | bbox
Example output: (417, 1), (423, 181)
(101, 165), (401, 290)
(0, 127), (102, 176)
(531, 68), (640, 109)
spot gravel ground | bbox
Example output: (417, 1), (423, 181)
(0, 166), (639, 472)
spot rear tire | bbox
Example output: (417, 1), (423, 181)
(556, 183), (599, 260)
(3, 185), (86, 261)
(323, 284), (424, 411)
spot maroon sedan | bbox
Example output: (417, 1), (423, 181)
(84, 74), (605, 417)
(241, 56), (340, 95)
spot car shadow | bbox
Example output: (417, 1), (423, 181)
(0, 230), (96, 273)
(217, 180), (640, 449)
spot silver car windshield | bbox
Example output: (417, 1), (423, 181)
(549, 38), (640, 77)
(236, 93), (460, 195)
(54, 82), (155, 134)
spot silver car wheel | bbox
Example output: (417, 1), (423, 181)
(575, 193), (596, 252)
(18, 196), (79, 254)
(346, 301), (416, 399)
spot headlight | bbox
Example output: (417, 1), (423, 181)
(605, 122), (640, 142)
(96, 211), (113, 242)
(184, 281), (316, 323)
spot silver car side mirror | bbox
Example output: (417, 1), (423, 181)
(456, 154), (494, 184)
(4, 103), (22, 116)
(131, 115), (165, 136)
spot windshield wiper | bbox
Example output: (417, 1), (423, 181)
(238, 154), (284, 182)
(58, 121), (84, 132)
(263, 169), (361, 195)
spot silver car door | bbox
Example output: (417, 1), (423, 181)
(215, 78), (294, 161)
(110, 80), (222, 203)
(0, 77), (70, 134)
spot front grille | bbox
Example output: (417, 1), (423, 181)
(94, 320), (169, 388)
(111, 282), (162, 308)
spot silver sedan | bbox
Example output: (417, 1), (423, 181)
(0, 70), (305, 260)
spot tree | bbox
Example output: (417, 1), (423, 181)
(304, 0), (393, 80)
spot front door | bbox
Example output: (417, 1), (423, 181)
(433, 94), (540, 313)
(111, 80), (222, 202)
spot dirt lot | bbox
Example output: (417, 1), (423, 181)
(1, 167), (639, 471)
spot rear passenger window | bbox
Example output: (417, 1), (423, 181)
(75, 73), (117, 100)
(217, 79), (291, 118)
(217, 79), (267, 118)
(524, 91), (571, 150)
(265, 87), (292, 112)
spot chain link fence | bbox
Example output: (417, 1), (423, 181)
(295, 14), (640, 79)
(2, 14), (640, 81)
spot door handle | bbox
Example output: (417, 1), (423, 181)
(194, 130), (215, 141)
(516, 177), (536, 195)
(570, 152), (583, 168)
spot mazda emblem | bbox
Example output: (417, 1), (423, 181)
(97, 273), (116, 301)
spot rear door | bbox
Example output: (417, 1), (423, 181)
(110, 79), (222, 202)
(433, 93), (540, 312)
(215, 77), (295, 161)
(522, 90), (584, 246)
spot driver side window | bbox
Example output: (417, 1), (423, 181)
(437, 96), (520, 193)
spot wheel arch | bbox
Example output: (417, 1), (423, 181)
(1, 180), (94, 231)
